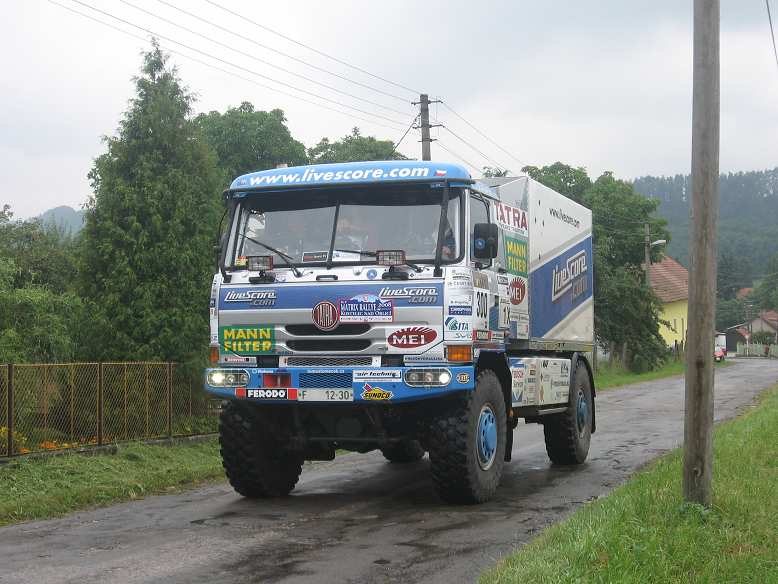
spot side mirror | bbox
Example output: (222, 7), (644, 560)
(473, 223), (498, 259)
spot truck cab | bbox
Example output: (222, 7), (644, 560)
(205, 160), (595, 503)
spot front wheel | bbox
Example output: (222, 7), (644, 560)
(428, 370), (507, 504)
(543, 360), (593, 465)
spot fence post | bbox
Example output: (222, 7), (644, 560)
(97, 362), (104, 447)
(166, 362), (172, 439)
(6, 364), (13, 457)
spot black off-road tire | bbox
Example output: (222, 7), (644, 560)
(380, 440), (425, 463)
(428, 370), (507, 504)
(543, 360), (593, 465)
(219, 400), (303, 498)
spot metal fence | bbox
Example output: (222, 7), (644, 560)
(0, 363), (218, 457)
(736, 343), (778, 358)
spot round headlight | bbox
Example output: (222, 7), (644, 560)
(438, 371), (452, 385)
(209, 371), (226, 385)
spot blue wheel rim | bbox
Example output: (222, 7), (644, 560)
(576, 390), (588, 435)
(476, 405), (498, 470)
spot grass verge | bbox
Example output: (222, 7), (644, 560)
(481, 383), (778, 584)
(595, 359), (732, 391)
(0, 438), (224, 526)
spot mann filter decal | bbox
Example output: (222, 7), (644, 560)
(504, 236), (528, 277)
(220, 326), (274, 355)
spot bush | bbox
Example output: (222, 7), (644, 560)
(0, 426), (29, 455)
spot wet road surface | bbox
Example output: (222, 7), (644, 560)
(2, 358), (777, 584)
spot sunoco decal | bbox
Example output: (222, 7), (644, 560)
(220, 326), (274, 354)
(361, 383), (393, 400)
(339, 294), (393, 323)
(387, 327), (437, 348)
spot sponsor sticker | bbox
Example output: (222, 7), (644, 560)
(445, 317), (470, 332)
(552, 250), (589, 302)
(302, 250), (328, 262)
(339, 294), (393, 323)
(247, 388), (296, 400)
(456, 372), (470, 384)
(387, 326), (437, 348)
(222, 355), (253, 364)
(448, 305), (472, 316)
(473, 272), (489, 289)
(220, 326), (274, 355)
(494, 201), (529, 234)
(504, 236), (528, 277)
(509, 277), (527, 305)
(224, 290), (277, 307)
(353, 369), (402, 381)
(379, 286), (438, 304)
(361, 383), (393, 400)
(474, 330), (492, 342)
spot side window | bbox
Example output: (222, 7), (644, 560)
(469, 196), (489, 260)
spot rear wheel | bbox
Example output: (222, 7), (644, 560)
(380, 440), (425, 463)
(219, 400), (303, 498)
(428, 370), (506, 504)
(543, 361), (592, 465)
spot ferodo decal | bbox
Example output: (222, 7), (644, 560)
(247, 388), (297, 400)
(339, 294), (393, 323)
(509, 277), (527, 305)
(219, 326), (274, 355)
(387, 326), (437, 348)
(361, 383), (393, 400)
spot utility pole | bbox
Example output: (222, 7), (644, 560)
(644, 223), (652, 288)
(684, 0), (719, 507)
(414, 94), (441, 161)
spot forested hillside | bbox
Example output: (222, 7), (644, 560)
(633, 168), (778, 271)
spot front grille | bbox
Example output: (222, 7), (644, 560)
(299, 372), (353, 388)
(285, 324), (370, 336)
(285, 356), (374, 367)
(287, 339), (371, 352)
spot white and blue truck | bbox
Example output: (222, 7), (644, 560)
(205, 161), (595, 504)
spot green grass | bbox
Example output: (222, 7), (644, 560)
(595, 359), (732, 391)
(482, 384), (778, 584)
(0, 438), (224, 526)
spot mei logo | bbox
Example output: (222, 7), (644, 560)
(551, 251), (588, 302)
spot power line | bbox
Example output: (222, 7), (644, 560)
(392, 115), (420, 154)
(118, 0), (410, 118)
(767, 0), (778, 73)
(441, 125), (511, 173)
(154, 0), (410, 104)
(203, 0), (421, 96)
(440, 101), (528, 169)
(68, 0), (407, 127)
(47, 0), (406, 133)
(435, 140), (482, 175)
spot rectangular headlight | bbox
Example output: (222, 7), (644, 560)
(248, 255), (273, 271)
(376, 249), (406, 266)
(208, 369), (250, 387)
(404, 368), (452, 387)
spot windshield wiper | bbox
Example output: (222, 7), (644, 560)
(334, 249), (422, 273)
(241, 235), (303, 277)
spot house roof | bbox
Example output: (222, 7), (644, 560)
(736, 287), (753, 300)
(759, 310), (778, 331)
(650, 256), (688, 303)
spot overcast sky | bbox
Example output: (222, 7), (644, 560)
(2, 0), (777, 218)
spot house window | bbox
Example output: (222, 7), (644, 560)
(674, 318), (677, 332)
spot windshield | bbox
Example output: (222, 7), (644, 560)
(228, 186), (463, 267)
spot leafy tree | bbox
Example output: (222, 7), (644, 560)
(80, 42), (222, 365)
(715, 298), (746, 331)
(308, 127), (405, 163)
(717, 251), (752, 300)
(482, 166), (509, 178)
(523, 162), (592, 205)
(754, 251), (778, 310)
(526, 164), (669, 371)
(195, 102), (307, 183)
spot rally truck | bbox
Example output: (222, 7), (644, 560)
(205, 160), (595, 504)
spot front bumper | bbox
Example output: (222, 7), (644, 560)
(204, 365), (475, 403)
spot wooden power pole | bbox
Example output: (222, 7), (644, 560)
(684, 0), (720, 506)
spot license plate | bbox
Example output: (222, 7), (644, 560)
(296, 389), (354, 402)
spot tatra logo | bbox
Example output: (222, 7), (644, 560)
(361, 383), (393, 400)
(387, 327), (437, 348)
(312, 301), (339, 331)
(551, 251), (588, 302)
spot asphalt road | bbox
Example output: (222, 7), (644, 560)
(2, 358), (778, 584)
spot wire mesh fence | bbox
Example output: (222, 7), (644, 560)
(2, 362), (218, 457)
